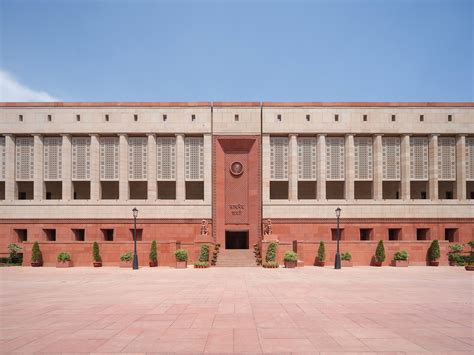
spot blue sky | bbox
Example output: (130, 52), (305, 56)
(0, 0), (472, 102)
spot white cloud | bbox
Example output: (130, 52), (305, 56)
(0, 70), (59, 102)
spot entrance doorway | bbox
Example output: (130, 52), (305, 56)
(225, 231), (249, 249)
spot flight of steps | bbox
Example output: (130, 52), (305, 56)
(216, 249), (257, 267)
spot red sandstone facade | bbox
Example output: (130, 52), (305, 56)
(0, 102), (473, 267)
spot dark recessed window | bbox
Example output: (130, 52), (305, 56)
(163, 114), (167, 121)
(19, 115), (23, 122)
(105, 114), (109, 122)
(448, 115), (452, 122)
(306, 114), (310, 121)
(76, 114), (80, 121)
(363, 114), (367, 121)
(47, 114), (52, 122)
(277, 114), (282, 121)
(134, 114), (138, 121)
(335, 114), (339, 122)
(420, 115), (424, 122)
(234, 114), (239, 122)
(391, 114), (396, 122)
(191, 114), (196, 121)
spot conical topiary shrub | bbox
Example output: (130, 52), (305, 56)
(149, 240), (158, 267)
(317, 241), (326, 266)
(31, 241), (42, 267)
(374, 240), (385, 266)
(428, 240), (441, 266)
(92, 242), (102, 267)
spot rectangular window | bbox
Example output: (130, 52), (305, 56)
(157, 181), (176, 200)
(297, 137), (317, 180)
(359, 229), (372, 241)
(388, 228), (401, 241)
(185, 181), (204, 200)
(410, 137), (428, 180)
(100, 137), (119, 180)
(72, 137), (91, 180)
(15, 229), (28, 242)
(438, 137), (456, 180)
(382, 137), (401, 180)
(15, 137), (34, 180)
(354, 137), (373, 180)
(270, 137), (289, 180)
(129, 229), (143, 241)
(185, 137), (204, 181)
(157, 137), (176, 180)
(326, 137), (345, 180)
(72, 229), (85, 241)
(444, 228), (457, 242)
(331, 228), (344, 241)
(128, 137), (147, 180)
(416, 228), (429, 241)
(466, 137), (474, 180)
(44, 229), (56, 241)
(44, 137), (62, 180)
(0, 136), (5, 181)
(102, 229), (114, 241)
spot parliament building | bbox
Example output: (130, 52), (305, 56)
(0, 101), (473, 266)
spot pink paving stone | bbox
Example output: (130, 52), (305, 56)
(0, 266), (473, 354)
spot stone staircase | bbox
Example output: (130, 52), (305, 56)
(216, 249), (257, 267)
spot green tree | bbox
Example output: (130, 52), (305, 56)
(31, 242), (42, 263)
(266, 242), (278, 262)
(428, 240), (440, 261)
(149, 240), (157, 262)
(92, 242), (102, 262)
(375, 240), (385, 263)
(317, 241), (326, 262)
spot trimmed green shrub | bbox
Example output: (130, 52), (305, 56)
(199, 244), (209, 262)
(120, 251), (133, 262)
(194, 261), (209, 267)
(262, 261), (279, 268)
(467, 240), (474, 250)
(57, 252), (71, 262)
(175, 249), (188, 262)
(393, 250), (408, 261)
(31, 241), (42, 263)
(448, 244), (464, 253)
(375, 240), (385, 263)
(92, 242), (102, 262)
(149, 240), (157, 262)
(341, 252), (352, 261)
(428, 240), (440, 261)
(266, 241), (278, 262)
(448, 253), (464, 265)
(284, 251), (298, 262)
(317, 241), (326, 262)
(8, 243), (22, 264)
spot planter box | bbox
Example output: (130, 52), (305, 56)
(176, 261), (187, 269)
(429, 261), (439, 267)
(316, 261), (325, 267)
(465, 265), (474, 271)
(56, 260), (72, 268)
(341, 260), (352, 267)
(392, 260), (408, 267)
(194, 264), (209, 269)
(149, 261), (158, 267)
(284, 260), (297, 268)
(120, 261), (132, 268)
(372, 261), (383, 267)
(31, 261), (42, 267)
(93, 262), (102, 267)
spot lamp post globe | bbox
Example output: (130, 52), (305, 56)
(132, 208), (139, 270)
(335, 207), (341, 269)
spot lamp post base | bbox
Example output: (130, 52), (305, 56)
(132, 255), (139, 270)
(334, 252), (341, 269)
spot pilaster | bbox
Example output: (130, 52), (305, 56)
(90, 134), (100, 201)
(288, 134), (298, 201)
(176, 134), (185, 202)
(118, 134), (128, 201)
(203, 134), (212, 204)
(401, 134), (411, 200)
(61, 134), (72, 200)
(345, 134), (354, 200)
(429, 134), (439, 200)
(456, 134), (466, 200)
(317, 134), (326, 200)
(4, 134), (15, 200)
(373, 134), (383, 200)
(33, 134), (44, 200)
(147, 134), (157, 201)
(262, 134), (270, 203)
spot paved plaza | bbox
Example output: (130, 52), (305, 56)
(0, 266), (473, 354)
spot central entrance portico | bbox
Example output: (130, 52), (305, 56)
(225, 231), (249, 249)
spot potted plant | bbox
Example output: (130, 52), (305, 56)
(195, 244), (210, 268)
(56, 252), (72, 268)
(392, 250), (409, 267)
(31, 241), (43, 267)
(373, 240), (385, 266)
(317, 241), (326, 266)
(448, 243), (464, 266)
(149, 240), (158, 267)
(341, 252), (352, 267)
(175, 249), (188, 268)
(465, 241), (474, 271)
(284, 251), (298, 268)
(262, 241), (279, 268)
(120, 251), (133, 268)
(427, 240), (440, 266)
(8, 243), (22, 265)
(92, 242), (102, 267)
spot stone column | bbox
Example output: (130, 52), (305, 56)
(456, 134), (466, 200)
(373, 134), (383, 200)
(33, 134), (44, 200)
(401, 135), (411, 200)
(317, 134), (326, 200)
(61, 134), (72, 200)
(288, 134), (298, 201)
(176, 134), (185, 202)
(262, 134), (271, 203)
(345, 134), (354, 200)
(118, 134), (129, 201)
(90, 134), (100, 201)
(429, 134), (439, 200)
(147, 134), (157, 201)
(4, 134), (15, 200)
(203, 134), (212, 204)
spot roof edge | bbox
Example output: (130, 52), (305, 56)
(262, 102), (474, 107)
(0, 102), (212, 108)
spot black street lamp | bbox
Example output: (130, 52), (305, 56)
(132, 207), (139, 270)
(335, 207), (341, 269)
